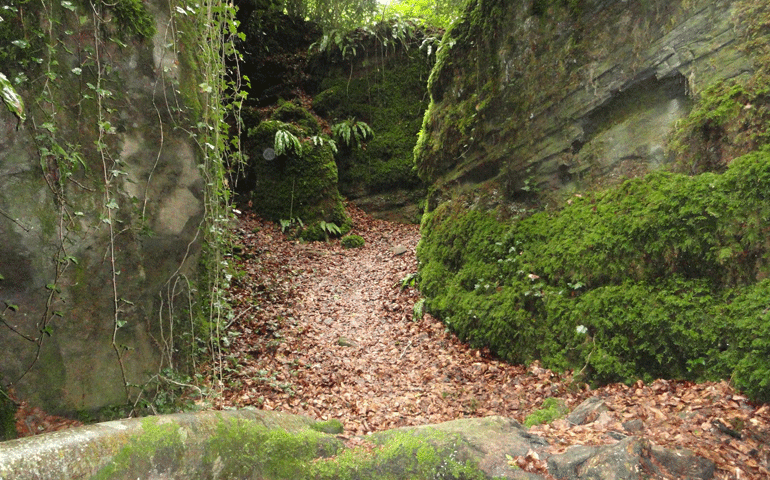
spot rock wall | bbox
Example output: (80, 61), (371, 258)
(418, 1), (753, 204)
(306, 22), (439, 223)
(416, 0), (753, 204)
(414, 0), (770, 398)
(0, 0), (210, 417)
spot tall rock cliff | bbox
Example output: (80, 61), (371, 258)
(0, 0), (227, 418)
(415, 0), (770, 400)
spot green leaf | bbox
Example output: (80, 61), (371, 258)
(0, 72), (25, 121)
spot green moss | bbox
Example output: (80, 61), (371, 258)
(418, 146), (770, 400)
(310, 429), (489, 480)
(200, 418), (489, 480)
(310, 32), (432, 196)
(88, 415), (494, 479)
(310, 418), (344, 434)
(92, 418), (186, 479)
(0, 386), (17, 441)
(109, 0), (156, 40)
(340, 234), (365, 248)
(202, 417), (342, 479)
(523, 398), (569, 427)
(273, 99), (321, 134)
(245, 119), (349, 234)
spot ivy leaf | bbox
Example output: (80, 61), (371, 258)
(0, 72), (25, 121)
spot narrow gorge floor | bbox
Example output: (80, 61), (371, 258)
(220, 204), (769, 479)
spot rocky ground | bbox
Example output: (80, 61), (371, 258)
(216, 203), (769, 479)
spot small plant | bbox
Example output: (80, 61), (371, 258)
(310, 135), (337, 154)
(412, 298), (425, 321)
(399, 272), (419, 290)
(523, 397), (569, 427)
(274, 129), (302, 156)
(340, 234), (365, 248)
(280, 217), (304, 233)
(332, 117), (374, 149)
(319, 221), (341, 237)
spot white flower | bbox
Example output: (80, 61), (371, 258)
(576, 325), (588, 335)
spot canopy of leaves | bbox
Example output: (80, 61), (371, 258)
(379, 0), (466, 28)
(238, 0), (464, 34)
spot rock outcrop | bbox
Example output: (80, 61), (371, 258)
(0, 0), (214, 416)
(0, 407), (715, 480)
(416, 0), (753, 204)
(414, 0), (770, 399)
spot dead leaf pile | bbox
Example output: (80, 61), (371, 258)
(220, 204), (770, 479)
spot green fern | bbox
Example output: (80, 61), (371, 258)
(332, 117), (374, 149)
(310, 135), (338, 154)
(319, 221), (341, 236)
(274, 129), (303, 156)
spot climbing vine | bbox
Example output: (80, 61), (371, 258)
(0, 0), (245, 417)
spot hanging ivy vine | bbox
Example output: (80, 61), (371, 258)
(0, 0), (245, 415)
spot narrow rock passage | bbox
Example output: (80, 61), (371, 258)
(221, 204), (770, 478)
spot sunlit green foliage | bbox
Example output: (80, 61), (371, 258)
(379, 0), (466, 28)
(270, 0), (380, 32)
(254, 0), (464, 33)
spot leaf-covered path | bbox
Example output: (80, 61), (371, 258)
(222, 204), (541, 432)
(221, 204), (770, 479)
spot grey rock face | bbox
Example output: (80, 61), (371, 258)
(0, 1), (205, 413)
(417, 0), (752, 207)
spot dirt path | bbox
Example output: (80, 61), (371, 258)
(222, 205), (550, 434)
(222, 205), (770, 478)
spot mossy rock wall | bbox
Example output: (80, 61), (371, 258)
(416, 0), (770, 401)
(415, 0), (755, 203)
(307, 23), (439, 223)
(0, 1), (209, 416)
(245, 118), (350, 239)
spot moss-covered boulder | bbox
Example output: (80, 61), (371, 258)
(415, 0), (770, 401)
(0, 410), (714, 479)
(245, 116), (350, 240)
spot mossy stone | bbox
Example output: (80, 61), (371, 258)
(340, 234), (365, 248)
(245, 120), (350, 236)
(272, 99), (321, 134)
(310, 418), (344, 434)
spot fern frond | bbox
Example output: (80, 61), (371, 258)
(274, 129), (302, 156)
